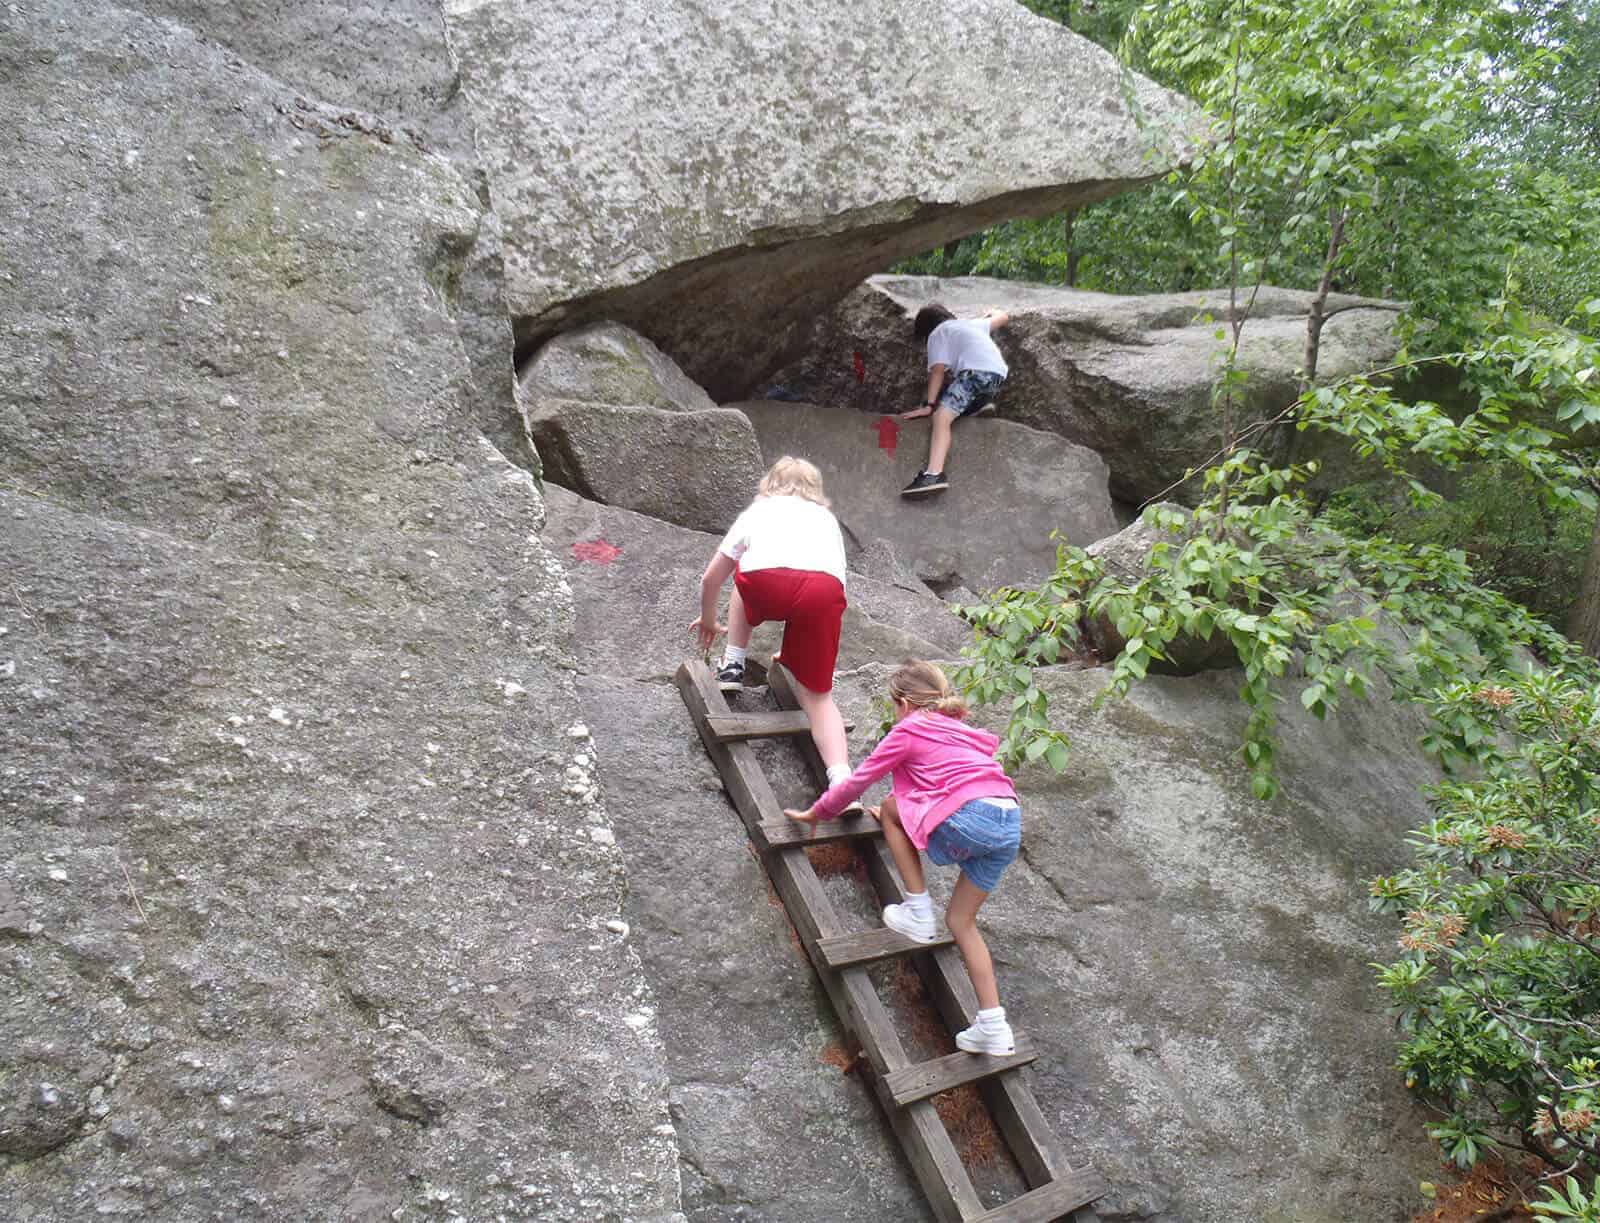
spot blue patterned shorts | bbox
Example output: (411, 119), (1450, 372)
(936, 369), (1005, 419)
(925, 798), (1021, 892)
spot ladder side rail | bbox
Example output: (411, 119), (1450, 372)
(677, 662), (985, 1222)
(763, 661), (1103, 1219)
(862, 833), (1077, 1193)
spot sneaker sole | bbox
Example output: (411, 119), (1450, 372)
(883, 911), (939, 944)
(956, 1033), (1016, 1055)
(900, 485), (948, 498)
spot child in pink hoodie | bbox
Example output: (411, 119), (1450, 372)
(784, 659), (1022, 1055)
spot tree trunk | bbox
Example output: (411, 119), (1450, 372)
(1062, 209), (1079, 287)
(1568, 509), (1600, 658)
(1303, 203), (1348, 392)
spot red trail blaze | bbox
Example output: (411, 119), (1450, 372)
(852, 350), (866, 384)
(876, 415), (899, 457)
(571, 537), (622, 565)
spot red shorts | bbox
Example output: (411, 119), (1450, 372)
(734, 567), (846, 693)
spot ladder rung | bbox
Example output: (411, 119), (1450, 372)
(704, 710), (853, 742)
(758, 812), (883, 850)
(817, 926), (955, 969)
(881, 1039), (1038, 1107)
(970, 1170), (1109, 1223)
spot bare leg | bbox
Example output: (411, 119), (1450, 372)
(727, 586), (753, 649)
(790, 672), (849, 774)
(946, 874), (1000, 1011)
(878, 797), (927, 895)
(925, 407), (957, 474)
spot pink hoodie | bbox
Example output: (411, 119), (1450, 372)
(810, 711), (1018, 849)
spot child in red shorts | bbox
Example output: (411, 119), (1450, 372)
(690, 456), (853, 788)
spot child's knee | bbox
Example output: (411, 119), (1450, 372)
(880, 795), (901, 824)
(947, 907), (976, 935)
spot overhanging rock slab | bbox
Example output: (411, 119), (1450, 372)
(442, 0), (1202, 398)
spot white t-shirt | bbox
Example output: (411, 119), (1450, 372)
(927, 318), (1008, 377)
(718, 495), (847, 586)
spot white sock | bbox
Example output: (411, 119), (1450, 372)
(903, 890), (933, 920)
(722, 644), (747, 668)
(825, 763), (851, 787)
(977, 1006), (1008, 1030)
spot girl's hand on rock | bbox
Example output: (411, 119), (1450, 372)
(784, 806), (820, 824)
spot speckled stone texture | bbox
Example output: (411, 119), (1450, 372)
(767, 275), (1406, 504)
(0, 5), (680, 1219)
(441, 0), (1203, 399)
(545, 478), (1442, 1220)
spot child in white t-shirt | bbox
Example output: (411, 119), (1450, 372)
(898, 303), (1010, 498)
(690, 456), (854, 788)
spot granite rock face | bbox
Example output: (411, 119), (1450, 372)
(767, 275), (1405, 504)
(735, 399), (1121, 593)
(130, 0), (535, 475)
(0, 5), (679, 1219)
(542, 467), (1442, 1219)
(442, 0), (1203, 399)
(520, 325), (764, 533)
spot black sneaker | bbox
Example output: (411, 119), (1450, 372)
(715, 661), (745, 691)
(901, 470), (949, 497)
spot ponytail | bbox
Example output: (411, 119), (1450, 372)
(888, 659), (967, 720)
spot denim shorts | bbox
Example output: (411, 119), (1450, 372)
(936, 369), (1005, 419)
(925, 798), (1021, 892)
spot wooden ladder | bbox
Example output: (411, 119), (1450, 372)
(677, 660), (1106, 1223)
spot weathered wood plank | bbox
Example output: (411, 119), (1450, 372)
(968, 1171), (1109, 1223)
(881, 1041), (1038, 1108)
(818, 926), (956, 969)
(756, 813), (883, 850)
(705, 709), (853, 741)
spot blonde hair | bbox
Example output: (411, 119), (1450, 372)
(757, 455), (829, 507)
(888, 659), (968, 720)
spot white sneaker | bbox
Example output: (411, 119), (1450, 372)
(956, 1021), (1016, 1056)
(882, 903), (938, 944)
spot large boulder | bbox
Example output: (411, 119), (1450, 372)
(544, 466), (1443, 1218)
(520, 324), (764, 533)
(735, 399), (1121, 593)
(766, 275), (1406, 504)
(441, 0), (1203, 399)
(0, 6), (680, 1220)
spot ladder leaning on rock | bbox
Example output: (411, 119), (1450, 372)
(676, 659), (1107, 1223)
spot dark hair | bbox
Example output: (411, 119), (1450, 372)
(913, 303), (955, 343)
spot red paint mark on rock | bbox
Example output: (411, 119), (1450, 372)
(572, 538), (622, 564)
(876, 415), (899, 457)
(852, 350), (866, 384)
